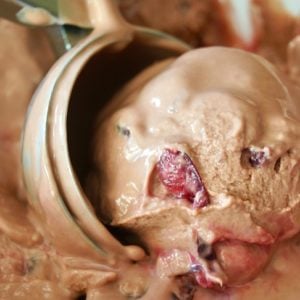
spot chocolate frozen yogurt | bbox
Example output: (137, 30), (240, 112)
(88, 45), (300, 297)
(2, 0), (300, 299)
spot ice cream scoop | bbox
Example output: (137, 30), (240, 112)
(88, 46), (300, 292)
(20, 0), (189, 267)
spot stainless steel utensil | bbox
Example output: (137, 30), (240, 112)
(19, 0), (190, 263)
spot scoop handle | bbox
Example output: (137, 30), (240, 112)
(0, 0), (129, 54)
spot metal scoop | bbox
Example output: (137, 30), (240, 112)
(18, 0), (190, 263)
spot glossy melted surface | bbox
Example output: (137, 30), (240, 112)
(2, 3), (300, 299)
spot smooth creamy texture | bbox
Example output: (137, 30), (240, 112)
(0, 20), (77, 299)
(119, 0), (300, 67)
(89, 46), (300, 298)
(2, 3), (300, 299)
(0, 19), (132, 300)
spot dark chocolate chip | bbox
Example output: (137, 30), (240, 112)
(197, 238), (215, 260)
(176, 274), (197, 300)
(117, 124), (131, 137)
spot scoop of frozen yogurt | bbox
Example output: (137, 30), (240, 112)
(89, 46), (300, 289)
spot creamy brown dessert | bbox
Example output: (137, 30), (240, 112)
(88, 45), (300, 298)
(2, 1), (300, 299)
(119, 0), (300, 64)
(0, 20), (76, 299)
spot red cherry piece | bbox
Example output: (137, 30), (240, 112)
(214, 240), (270, 285)
(194, 270), (214, 288)
(156, 149), (209, 208)
(190, 260), (215, 289)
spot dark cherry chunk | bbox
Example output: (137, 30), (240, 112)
(241, 147), (268, 168)
(116, 124), (131, 137)
(156, 149), (209, 208)
(175, 274), (198, 300)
